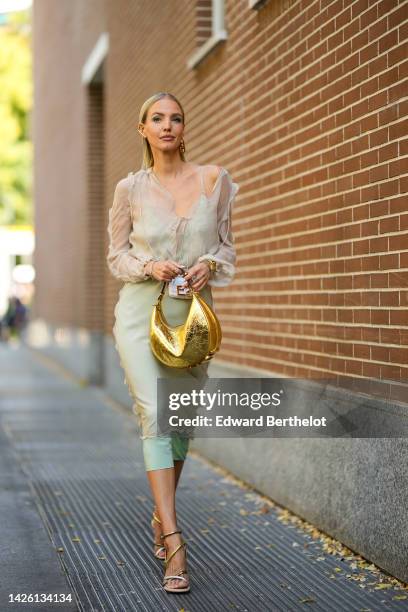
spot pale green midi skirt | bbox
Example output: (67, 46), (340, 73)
(113, 279), (212, 470)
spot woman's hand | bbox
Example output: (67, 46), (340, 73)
(183, 262), (211, 292)
(146, 260), (185, 282)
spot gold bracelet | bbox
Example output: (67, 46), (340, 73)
(204, 259), (217, 275)
(144, 260), (155, 278)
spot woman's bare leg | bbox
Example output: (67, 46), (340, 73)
(174, 458), (185, 488)
(152, 458), (184, 518)
(147, 464), (189, 590)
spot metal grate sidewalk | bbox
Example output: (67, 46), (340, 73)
(1, 343), (407, 611)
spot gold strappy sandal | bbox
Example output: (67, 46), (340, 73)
(151, 512), (166, 560)
(160, 529), (190, 593)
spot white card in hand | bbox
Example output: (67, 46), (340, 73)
(168, 275), (193, 299)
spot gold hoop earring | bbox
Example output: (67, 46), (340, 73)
(179, 138), (185, 154)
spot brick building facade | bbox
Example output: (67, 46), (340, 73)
(31, 0), (408, 581)
(33, 0), (407, 393)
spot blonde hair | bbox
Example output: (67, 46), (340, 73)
(139, 92), (186, 169)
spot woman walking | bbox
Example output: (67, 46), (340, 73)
(107, 92), (238, 593)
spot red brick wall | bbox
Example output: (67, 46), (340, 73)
(196, 0), (212, 47)
(33, 0), (408, 395)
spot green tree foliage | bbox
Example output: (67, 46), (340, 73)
(0, 8), (32, 226)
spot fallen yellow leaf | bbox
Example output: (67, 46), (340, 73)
(299, 596), (316, 603)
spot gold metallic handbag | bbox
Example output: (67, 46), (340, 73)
(150, 281), (222, 369)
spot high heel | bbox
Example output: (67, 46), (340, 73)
(151, 512), (166, 560)
(160, 529), (190, 593)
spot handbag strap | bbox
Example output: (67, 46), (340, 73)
(155, 281), (167, 308)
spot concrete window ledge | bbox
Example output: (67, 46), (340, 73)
(187, 31), (228, 69)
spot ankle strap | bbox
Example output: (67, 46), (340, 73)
(160, 529), (182, 540)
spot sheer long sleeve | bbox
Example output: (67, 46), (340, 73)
(197, 169), (239, 287)
(107, 176), (153, 283)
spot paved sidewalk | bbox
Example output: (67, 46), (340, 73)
(1, 342), (407, 612)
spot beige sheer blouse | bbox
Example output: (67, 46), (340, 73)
(107, 165), (239, 287)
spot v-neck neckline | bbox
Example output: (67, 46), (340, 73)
(146, 164), (225, 221)
(147, 164), (205, 220)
